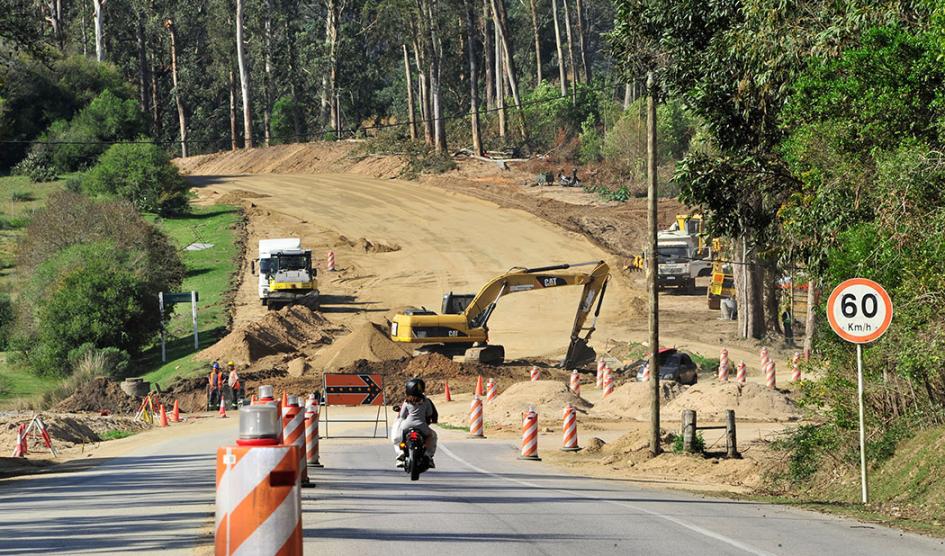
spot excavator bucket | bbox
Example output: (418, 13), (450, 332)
(562, 338), (596, 370)
(464, 345), (505, 366)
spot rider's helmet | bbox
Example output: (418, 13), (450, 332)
(405, 377), (426, 398)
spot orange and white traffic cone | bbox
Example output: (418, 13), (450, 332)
(327, 250), (336, 271)
(216, 405), (302, 556)
(569, 369), (581, 396)
(736, 361), (747, 384)
(219, 398), (228, 418)
(561, 403), (580, 452)
(765, 360), (777, 389)
(486, 378), (498, 402)
(530, 365), (541, 381)
(718, 348), (730, 382)
(443, 381), (452, 402)
(12, 423), (26, 457)
(467, 396), (485, 438)
(602, 368), (615, 398)
(159, 404), (169, 427)
(518, 407), (541, 461)
(475, 375), (484, 397)
(283, 396), (312, 488)
(305, 400), (322, 468)
(791, 352), (802, 382)
(596, 359), (606, 389)
(171, 400), (181, 422)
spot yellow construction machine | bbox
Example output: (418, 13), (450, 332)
(389, 261), (610, 368)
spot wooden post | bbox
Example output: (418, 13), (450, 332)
(725, 409), (739, 458)
(159, 292), (166, 363)
(191, 291), (199, 351)
(647, 70), (661, 456)
(682, 410), (696, 453)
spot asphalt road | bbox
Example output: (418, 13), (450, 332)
(2, 416), (941, 555)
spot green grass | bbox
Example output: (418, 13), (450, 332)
(0, 353), (60, 403)
(435, 422), (469, 431)
(137, 204), (241, 387)
(100, 429), (135, 441)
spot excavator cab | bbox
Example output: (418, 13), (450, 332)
(442, 292), (476, 315)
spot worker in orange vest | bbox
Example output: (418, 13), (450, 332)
(208, 361), (224, 409)
(227, 361), (243, 407)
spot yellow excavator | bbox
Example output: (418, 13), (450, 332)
(389, 261), (609, 368)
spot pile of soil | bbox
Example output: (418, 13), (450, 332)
(591, 381), (684, 421)
(216, 189), (270, 205)
(55, 377), (141, 414)
(199, 305), (340, 366)
(485, 380), (591, 428)
(337, 235), (401, 253)
(310, 321), (412, 372)
(664, 381), (801, 422)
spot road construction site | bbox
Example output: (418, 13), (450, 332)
(1, 145), (937, 554)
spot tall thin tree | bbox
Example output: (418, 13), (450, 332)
(528, 0), (542, 85)
(163, 18), (188, 157)
(575, 0), (589, 82)
(464, 0), (482, 155)
(235, 0), (253, 148)
(551, 0), (567, 95)
(92, 0), (106, 61)
(561, 0), (578, 100)
(402, 44), (418, 141)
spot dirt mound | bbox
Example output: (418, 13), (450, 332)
(55, 377), (141, 414)
(591, 381), (683, 421)
(199, 305), (339, 366)
(486, 380), (591, 427)
(216, 189), (270, 205)
(338, 235), (401, 253)
(310, 321), (412, 372)
(664, 381), (801, 422)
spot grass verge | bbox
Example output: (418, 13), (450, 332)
(100, 429), (135, 441)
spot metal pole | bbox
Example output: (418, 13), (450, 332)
(191, 291), (199, 351)
(646, 70), (661, 456)
(856, 343), (868, 504)
(159, 292), (166, 363)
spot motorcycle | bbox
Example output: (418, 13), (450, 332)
(399, 427), (431, 481)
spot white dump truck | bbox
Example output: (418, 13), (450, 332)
(656, 231), (711, 292)
(256, 238), (318, 309)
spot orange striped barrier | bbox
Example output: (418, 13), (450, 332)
(282, 396), (313, 488)
(443, 381), (452, 402)
(218, 398), (228, 418)
(518, 407), (541, 461)
(569, 369), (580, 396)
(791, 352), (801, 382)
(159, 404), (169, 427)
(474, 375), (484, 397)
(596, 359), (605, 388)
(467, 396), (485, 438)
(327, 250), (336, 271)
(736, 361), (747, 384)
(486, 378), (498, 402)
(171, 400), (181, 422)
(765, 360), (777, 389)
(215, 405), (302, 556)
(718, 348), (730, 382)
(305, 399), (323, 468)
(561, 403), (580, 452)
(602, 368), (615, 398)
(11, 423), (26, 457)
(760, 347), (770, 370)
(529, 365), (541, 381)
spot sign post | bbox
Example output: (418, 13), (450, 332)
(321, 373), (388, 439)
(158, 291), (201, 363)
(826, 278), (893, 505)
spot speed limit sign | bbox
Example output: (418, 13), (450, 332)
(826, 278), (893, 344)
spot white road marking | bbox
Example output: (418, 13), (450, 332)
(438, 443), (776, 556)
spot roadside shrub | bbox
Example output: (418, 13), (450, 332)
(0, 294), (13, 350)
(10, 191), (34, 202)
(578, 117), (603, 164)
(271, 96), (301, 145)
(68, 343), (131, 378)
(84, 142), (189, 215)
(12, 148), (58, 182)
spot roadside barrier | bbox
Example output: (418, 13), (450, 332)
(283, 396), (313, 487)
(475, 375), (484, 397)
(305, 399), (322, 468)
(486, 378), (498, 402)
(791, 352), (801, 382)
(765, 360), (777, 389)
(281, 391), (289, 416)
(219, 398), (228, 418)
(560, 403), (580, 452)
(569, 369), (581, 396)
(736, 361), (747, 384)
(467, 396), (485, 438)
(444, 380), (452, 401)
(171, 400), (181, 422)
(602, 368), (615, 398)
(12, 424), (26, 457)
(327, 250), (336, 271)
(760, 347), (769, 369)
(596, 359), (605, 389)
(215, 404), (302, 556)
(718, 348), (730, 382)
(159, 404), (169, 427)
(518, 407), (541, 461)
(529, 365), (541, 381)
(255, 385), (281, 443)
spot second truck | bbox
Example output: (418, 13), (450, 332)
(255, 238), (318, 309)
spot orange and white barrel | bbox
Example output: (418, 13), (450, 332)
(475, 375), (484, 397)
(765, 360), (777, 389)
(718, 348), (730, 382)
(467, 396), (485, 438)
(596, 359), (605, 388)
(518, 407), (541, 461)
(327, 250), (336, 271)
(215, 405), (302, 556)
(304, 400), (323, 468)
(486, 379), (498, 402)
(602, 368), (615, 398)
(560, 403), (580, 452)
(735, 361), (747, 384)
(530, 366), (541, 381)
(282, 397), (311, 487)
(760, 347), (770, 369)
(791, 352), (801, 382)
(569, 370), (581, 396)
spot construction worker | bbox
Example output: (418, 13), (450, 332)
(208, 361), (223, 409)
(227, 362), (243, 408)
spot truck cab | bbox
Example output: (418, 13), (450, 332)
(656, 231), (712, 292)
(257, 239), (318, 309)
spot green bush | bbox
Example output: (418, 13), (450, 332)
(84, 143), (189, 215)
(578, 117), (604, 164)
(271, 96), (300, 145)
(12, 148), (58, 182)
(67, 343), (130, 378)
(0, 294), (13, 350)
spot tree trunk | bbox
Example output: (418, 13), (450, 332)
(765, 261), (781, 335)
(574, 0), (589, 82)
(164, 19), (188, 158)
(490, 0), (527, 140)
(803, 277), (818, 359)
(735, 237), (766, 340)
(528, 0), (542, 85)
(551, 0), (567, 96)
(482, 0), (495, 111)
(45, 0), (64, 50)
(81, 0), (89, 57)
(283, 3), (304, 140)
(229, 69), (239, 150)
(623, 83), (631, 109)
(262, 0), (274, 147)
(135, 12), (151, 123)
(327, 0), (339, 132)
(464, 0), (482, 155)
(402, 45), (418, 141)
(561, 0), (578, 99)
(92, 0), (105, 62)
(411, 40), (432, 145)
(495, 26), (505, 140)
(235, 0), (253, 148)
(150, 63), (161, 137)
(420, 0), (446, 152)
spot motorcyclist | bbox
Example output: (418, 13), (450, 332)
(394, 378), (438, 469)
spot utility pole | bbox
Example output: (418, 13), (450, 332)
(647, 70), (661, 456)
